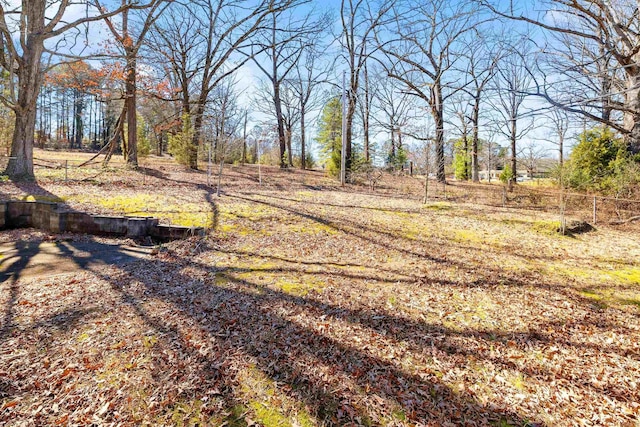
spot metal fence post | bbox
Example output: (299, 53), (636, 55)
(65, 160), (68, 182)
(593, 196), (597, 224)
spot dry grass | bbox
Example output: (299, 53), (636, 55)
(1, 150), (639, 426)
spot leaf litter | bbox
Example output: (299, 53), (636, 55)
(1, 160), (639, 426)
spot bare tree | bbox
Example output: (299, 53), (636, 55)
(372, 73), (414, 168)
(340, 0), (395, 178)
(457, 33), (501, 182)
(521, 140), (548, 179)
(545, 107), (571, 167)
(288, 40), (333, 169)
(150, 0), (300, 169)
(481, 0), (640, 152)
(0, 1), (152, 179)
(488, 37), (535, 189)
(249, 5), (324, 168)
(378, 0), (480, 183)
(94, 0), (170, 169)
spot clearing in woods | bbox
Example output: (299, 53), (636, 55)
(1, 150), (639, 426)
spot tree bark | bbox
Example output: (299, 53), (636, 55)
(125, 50), (138, 168)
(624, 75), (640, 153)
(189, 103), (205, 169)
(471, 91), (481, 182)
(5, 23), (45, 179)
(273, 79), (287, 168)
(300, 109), (306, 169)
(432, 84), (446, 183)
(510, 117), (517, 189)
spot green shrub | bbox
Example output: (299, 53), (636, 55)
(564, 126), (640, 196)
(499, 164), (513, 184)
(168, 114), (196, 166)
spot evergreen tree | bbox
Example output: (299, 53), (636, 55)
(315, 97), (342, 176)
(169, 114), (196, 166)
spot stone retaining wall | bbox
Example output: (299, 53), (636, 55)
(0, 200), (204, 241)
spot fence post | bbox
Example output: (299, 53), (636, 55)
(593, 196), (597, 224)
(65, 160), (68, 182)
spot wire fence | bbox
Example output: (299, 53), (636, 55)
(421, 180), (640, 226)
(2, 155), (640, 227)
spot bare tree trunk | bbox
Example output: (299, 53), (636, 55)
(345, 96), (356, 176)
(6, 32), (45, 179)
(471, 92), (481, 182)
(74, 92), (84, 149)
(189, 103), (205, 169)
(273, 80), (287, 168)
(286, 126), (293, 167)
(300, 109), (306, 169)
(242, 111), (248, 164)
(125, 50), (138, 168)
(433, 86), (446, 183)
(362, 57), (371, 163)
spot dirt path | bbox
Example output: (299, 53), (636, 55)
(0, 241), (152, 282)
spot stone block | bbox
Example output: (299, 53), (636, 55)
(151, 224), (205, 241)
(6, 201), (34, 227)
(93, 216), (129, 235)
(0, 202), (6, 229)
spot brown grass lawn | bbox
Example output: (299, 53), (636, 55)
(1, 150), (639, 426)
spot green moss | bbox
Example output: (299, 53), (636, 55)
(278, 278), (325, 296)
(531, 220), (563, 235)
(610, 267), (640, 284)
(250, 402), (290, 427)
(169, 400), (208, 427)
(423, 202), (453, 211)
(69, 193), (215, 228)
(451, 229), (484, 244)
(391, 407), (407, 421)
(237, 366), (317, 427)
(217, 405), (249, 427)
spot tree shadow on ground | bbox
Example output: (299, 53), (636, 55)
(94, 251), (539, 426)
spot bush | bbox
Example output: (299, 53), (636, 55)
(452, 137), (471, 180)
(499, 164), (513, 184)
(386, 146), (408, 172)
(168, 114), (195, 166)
(564, 126), (640, 196)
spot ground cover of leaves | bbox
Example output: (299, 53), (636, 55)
(1, 151), (639, 426)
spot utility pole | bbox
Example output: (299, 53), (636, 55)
(341, 70), (347, 186)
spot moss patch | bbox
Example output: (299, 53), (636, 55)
(69, 193), (216, 228)
(237, 366), (317, 427)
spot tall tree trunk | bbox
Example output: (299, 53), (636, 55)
(5, 30), (45, 180)
(300, 109), (306, 169)
(242, 111), (248, 165)
(189, 103), (204, 169)
(624, 74), (640, 153)
(273, 81), (287, 168)
(74, 92), (84, 149)
(345, 96), (356, 177)
(125, 50), (138, 168)
(510, 117), (517, 189)
(471, 92), (481, 182)
(432, 84), (446, 183)
(286, 126), (293, 167)
(362, 60), (370, 163)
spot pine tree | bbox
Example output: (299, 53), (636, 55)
(315, 97), (342, 176)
